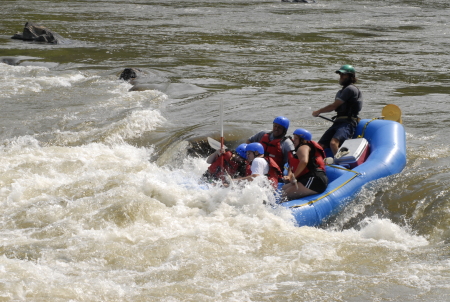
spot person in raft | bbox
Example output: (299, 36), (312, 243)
(233, 142), (282, 189)
(282, 128), (328, 200)
(312, 65), (363, 155)
(246, 116), (295, 171)
(202, 143), (250, 183)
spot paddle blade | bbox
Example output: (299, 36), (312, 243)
(207, 137), (228, 150)
(382, 104), (402, 123)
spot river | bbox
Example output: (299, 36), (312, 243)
(0, 0), (449, 301)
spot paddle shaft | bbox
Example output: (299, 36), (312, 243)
(219, 99), (224, 169)
(318, 115), (334, 122)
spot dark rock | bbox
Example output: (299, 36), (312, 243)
(11, 21), (65, 44)
(119, 68), (144, 81)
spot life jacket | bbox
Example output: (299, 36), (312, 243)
(206, 151), (249, 181)
(265, 157), (283, 189)
(259, 133), (287, 170)
(335, 84), (362, 121)
(288, 140), (326, 179)
(246, 156), (282, 189)
(245, 164), (252, 177)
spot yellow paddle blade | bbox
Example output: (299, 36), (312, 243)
(382, 104), (402, 124)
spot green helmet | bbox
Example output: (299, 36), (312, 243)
(335, 65), (356, 75)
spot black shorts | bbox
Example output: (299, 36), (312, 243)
(298, 170), (328, 193)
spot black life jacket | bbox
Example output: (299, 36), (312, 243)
(335, 84), (362, 120)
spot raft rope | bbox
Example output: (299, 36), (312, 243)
(356, 117), (382, 139)
(289, 165), (360, 208)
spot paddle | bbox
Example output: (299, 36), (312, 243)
(318, 115), (334, 123)
(207, 137), (228, 150)
(381, 104), (402, 124)
(317, 104), (402, 124)
(219, 99), (224, 169)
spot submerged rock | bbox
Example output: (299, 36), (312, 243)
(281, 0), (316, 3)
(1, 57), (21, 66)
(118, 67), (207, 97)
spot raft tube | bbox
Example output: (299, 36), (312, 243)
(279, 119), (407, 227)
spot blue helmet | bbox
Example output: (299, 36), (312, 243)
(246, 142), (264, 155)
(293, 128), (312, 141)
(235, 143), (247, 159)
(273, 116), (290, 131)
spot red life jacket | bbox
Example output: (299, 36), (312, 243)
(288, 140), (326, 179)
(246, 156), (282, 189)
(265, 157), (283, 189)
(245, 164), (252, 177)
(259, 133), (286, 170)
(207, 151), (248, 180)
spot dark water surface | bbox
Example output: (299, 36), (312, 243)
(1, 0), (449, 301)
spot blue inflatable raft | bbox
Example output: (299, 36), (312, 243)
(278, 118), (407, 227)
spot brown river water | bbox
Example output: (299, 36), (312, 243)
(0, 0), (449, 301)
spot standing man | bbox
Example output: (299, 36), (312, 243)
(246, 116), (295, 170)
(312, 65), (363, 155)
